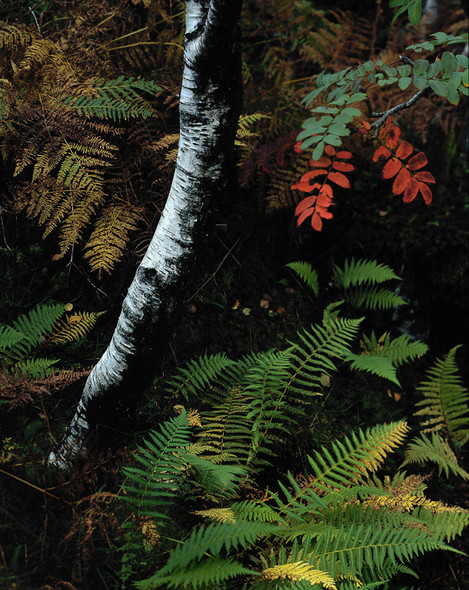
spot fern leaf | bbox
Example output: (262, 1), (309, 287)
(332, 258), (400, 290)
(0, 325), (27, 360)
(83, 202), (144, 274)
(46, 310), (106, 344)
(12, 303), (66, 350)
(261, 561), (337, 589)
(184, 454), (245, 496)
(286, 317), (362, 399)
(159, 520), (274, 572)
(307, 421), (410, 490)
(121, 410), (191, 521)
(61, 76), (161, 121)
(345, 353), (401, 386)
(360, 332), (428, 367)
(402, 432), (469, 480)
(346, 286), (407, 310)
(413, 504), (469, 542)
(13, 358), (59, 378)
(286, 261), (319, 296)
(311, 521), (454, 579)
(166, 353), (236, 400)
(414, 345), (469, 444)
(135, 557), (256, 590)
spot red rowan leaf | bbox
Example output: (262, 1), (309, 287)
(336, 150), (353, 159)
(311, 213), (323, 231)
(310, 157), (332, 167)
(418, 181), (433, 204)
(328, 172), (351, 188)
(396, 140), (413, 159)
(297, 208), (314, 226)
(373, 145), (392, 162)
(317, 191), (333, 207)
(403, 177), (419, 203)
(295, 196), (317, 215)
(291, 181), (315, 192)
(324, 145), (336, 156)
(319, 184), (333, 197)
(378, 116), (392, 139)
(319, 209), (333, 219)
(294, 141), (303, 153)
(382, 158), (402, 179)
(385, 125), (401, 149)
(392, 167), (411, 195)
(361, 120), (372, 130)
(407, 152), (428, 170)
(415, 170), (436, 183)
(301, 169), (328, 181)
(332, 161), (354, 172)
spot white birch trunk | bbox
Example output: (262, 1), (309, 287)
(49, 0), (243, 467)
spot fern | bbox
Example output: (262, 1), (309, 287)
(166, 353), (236, 400)
(11, 303), (66, 350)
(260, 561), (337, 589)
(286, 261), (319, 296)
(60, 76), (161, 121)
(137, 521), (271, 589)
(414, 345), (469, 445)
(12, 358), (59, 379)
(286, 317), (362, 400)
(121, 410), (192, 521)
(332, 258), (400, 289)
(401, 432), (469, 480)
(83, 202), (145, 275)
(345, 353), (401, 386)
(303, 421), (409, 491)
(136, 557), (255, 590)
(46, 310), (106, 344)
(360, 332), (429, 367)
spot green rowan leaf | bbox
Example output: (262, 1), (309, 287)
(429, 79), (448, 97)
(408, 0), (422, 26)
(398, 77), (412, 90)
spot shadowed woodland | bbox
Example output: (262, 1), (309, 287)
(1, 0), (469, 588)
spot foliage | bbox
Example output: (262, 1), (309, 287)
(413, 345), (469, 445)
(0, 302), (103, 378)
(0, 21), (169, 275)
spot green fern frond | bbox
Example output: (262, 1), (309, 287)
(0, 325), (26, 359)
(401, 432), (469, 480)
(136, 557), (256, 590)
(414, 346), (469, 445)
(121, 410), (192, 521)
(166, 353), (236, 400)
(13, 357), (59, 378)
(286, 317), (362, 399)
(346, 286), (407, 310)
(46, 310), (106, 344)
(310, 521), (454, 580)
(286, 261), (319, 296)
(332, 259), (400, 290)
(184, 454), (245, 496)
(412, 504), (469, 542)
(231, 500), (287, 524)
(83, 202), (144, 274)
(360, 332), (429, 367)
(61, 76), (161, 121)
(12, 303), (66, 351)
(345, 353), (401, 386)
(156, 520), (274, 574)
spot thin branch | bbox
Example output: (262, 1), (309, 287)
(370, 86), (430, 135)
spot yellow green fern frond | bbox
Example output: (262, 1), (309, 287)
(83, 202), (144, 274)
(46, 310), (106, 345)
(414, 345), (469, 445)
(261, 561), (337, 589)
(0, 24), (33, 50)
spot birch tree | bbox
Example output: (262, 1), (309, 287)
(49, 0), (243, 466)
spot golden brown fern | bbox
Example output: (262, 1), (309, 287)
(83, 202), (145, 275)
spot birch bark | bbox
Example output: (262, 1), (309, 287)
(49, 0), (243, 466)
